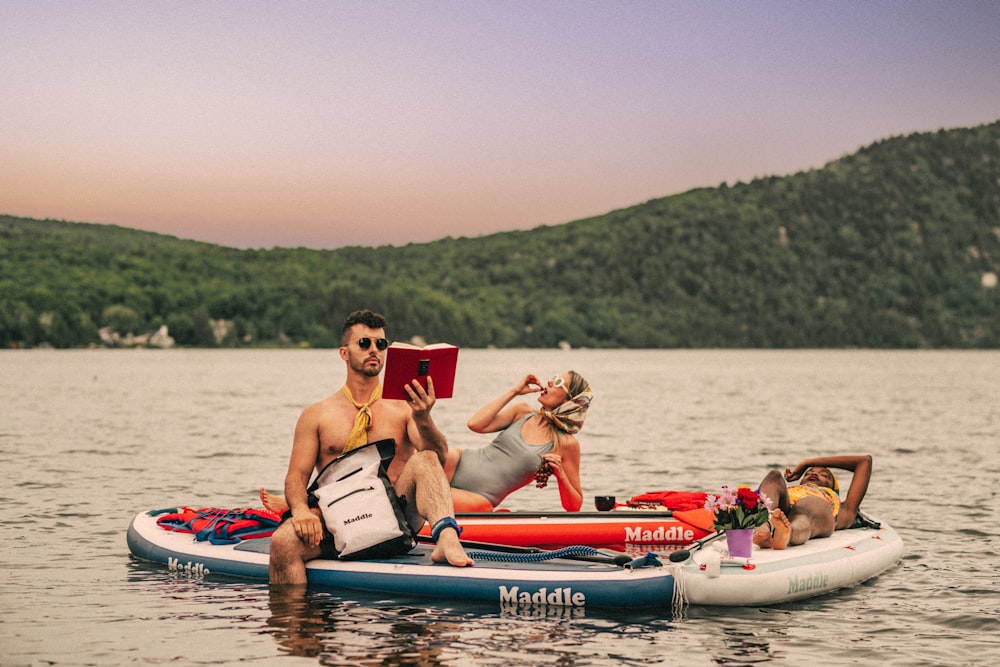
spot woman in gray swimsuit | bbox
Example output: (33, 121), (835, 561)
(444, 371), (593, 512)
(260, 371), (593, 514)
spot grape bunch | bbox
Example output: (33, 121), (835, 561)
(534, 462), (554, 488)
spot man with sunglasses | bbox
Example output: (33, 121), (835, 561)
(269, 309), (473, 586)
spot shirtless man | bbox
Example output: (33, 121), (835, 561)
(753, 455), (872, 549)
(268, 309), (473, 586)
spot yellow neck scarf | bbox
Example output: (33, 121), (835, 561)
(341, 384), (382, 453)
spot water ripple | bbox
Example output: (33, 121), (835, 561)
(2, 349), (998, 666)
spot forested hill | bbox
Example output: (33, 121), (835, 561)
(2, 121), (999, 349)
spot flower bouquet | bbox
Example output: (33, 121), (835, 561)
(704, 485), (772, 559)
(704, 485), (772, 531)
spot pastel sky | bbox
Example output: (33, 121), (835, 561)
(3, 1), (999, 250)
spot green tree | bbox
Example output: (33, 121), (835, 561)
(101, 304), (144, 335)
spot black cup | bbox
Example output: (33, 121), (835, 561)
(594, 495), (616, 512)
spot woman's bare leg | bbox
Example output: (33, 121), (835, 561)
(451, 488), (494, 513)
(785, 496), (836, 546)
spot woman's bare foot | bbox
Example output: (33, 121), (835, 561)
(753, 522), (774, 549)
(260, 488), (289, 514)
(430, 528), (475, 567)
(769, 509), (792, 549)
(754, 509), (792, 549)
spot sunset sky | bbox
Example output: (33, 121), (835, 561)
(3, 1), (998, 250)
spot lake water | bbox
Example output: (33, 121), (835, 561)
(1, 349), (998, 666)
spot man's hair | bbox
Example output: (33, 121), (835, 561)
(340, 309), (388, 345)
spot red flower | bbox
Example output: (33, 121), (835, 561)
(736, 487), (760, 511)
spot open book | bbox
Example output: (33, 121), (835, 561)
(382, 342), (459, 400)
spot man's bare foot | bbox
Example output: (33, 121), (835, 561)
(430, 529), (474, 567)
(260, 488), (289, 515)
(770, 509), (792, 550)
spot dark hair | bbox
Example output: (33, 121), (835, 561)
(340, 309), (388, 345)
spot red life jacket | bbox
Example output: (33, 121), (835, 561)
(627, 490), (709, 511)
(155, 506), (282, 544)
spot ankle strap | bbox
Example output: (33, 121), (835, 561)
(430, 516), (463, 542)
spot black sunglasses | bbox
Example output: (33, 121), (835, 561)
(356, 337), (389, 351)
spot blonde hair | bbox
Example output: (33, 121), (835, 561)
(544, 370), (591, 449)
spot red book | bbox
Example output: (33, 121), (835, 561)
(382, 342), (459, 400)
